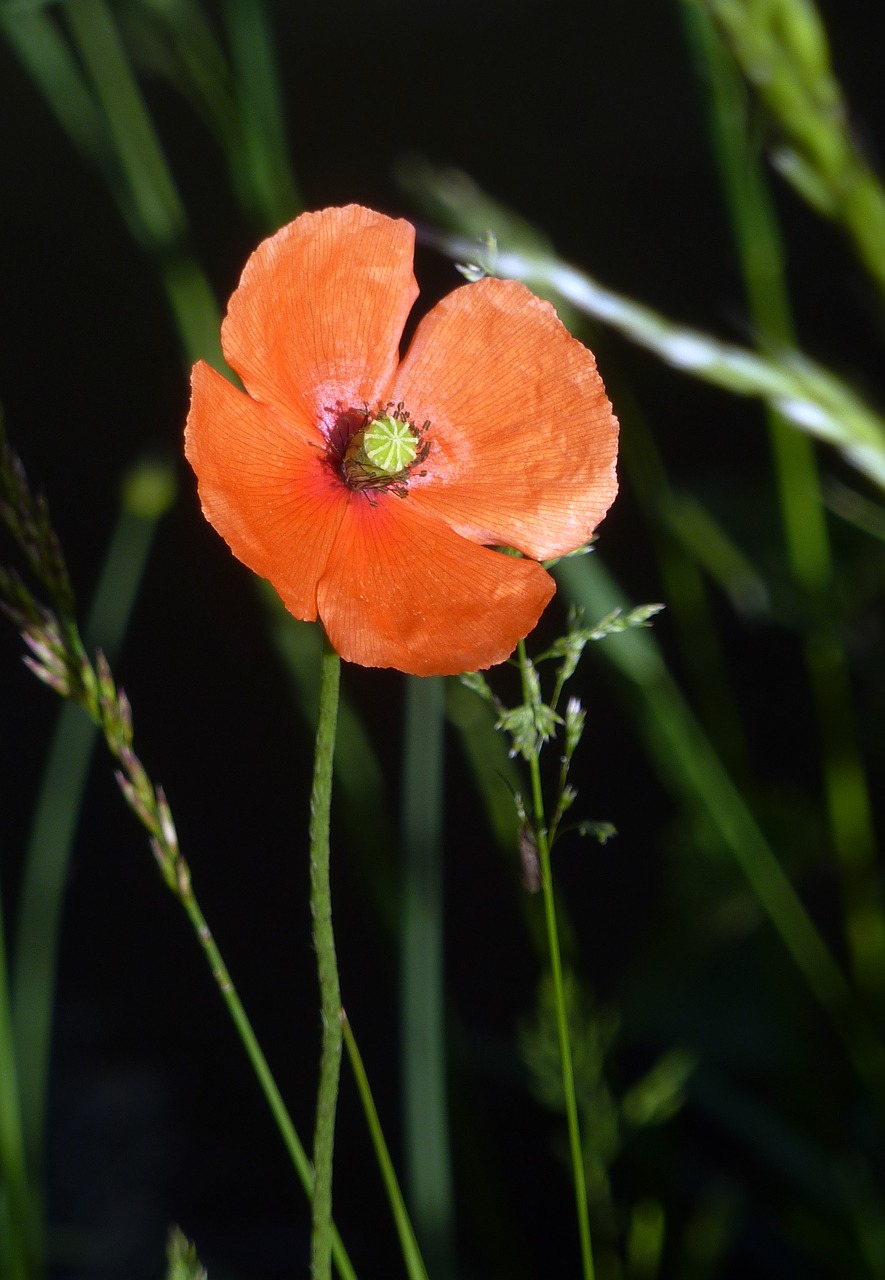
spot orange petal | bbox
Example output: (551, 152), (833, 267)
(185, 361), (347, 620)
(392, 278), (618, 560)
(316, 493), (555, 675)
(221, 205), (418, 431)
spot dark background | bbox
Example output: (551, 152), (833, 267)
(2, 1), (885, 1277)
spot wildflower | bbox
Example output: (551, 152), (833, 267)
(185, 205), (618, 675)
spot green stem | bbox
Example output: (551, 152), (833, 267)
(400, 675), (455, 1276)
(341, 1010), (430, 1280)
(517, 642), (595, 1280)
(309, 634), (343, 1280)
(0, 886), (37, 1280)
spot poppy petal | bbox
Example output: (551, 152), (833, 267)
(221, 205), (419, 432)
(392, 278), (618, 560)
(185, 361), (347, 620)
(317, 495), (555, 676)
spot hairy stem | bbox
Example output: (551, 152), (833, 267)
(309, 633), (343, 1279)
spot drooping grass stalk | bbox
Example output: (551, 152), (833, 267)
(0, 431), (357, 1279)
(176, 881), (357, 1280)
(11, 462), (174, 1201)
(516, 641), (595, 1280)
(308, 634), (343, 1280)
(422, 225), (885, 490)
(341, 1010), (430, 1280)
(400, 674), (456, 1277)
(684, 3), (885, 999)
(557, 554), (885, 1114)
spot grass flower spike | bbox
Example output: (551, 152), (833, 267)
(185, 205), (619, 674)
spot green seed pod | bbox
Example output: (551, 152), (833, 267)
(363, 413), (419, 474)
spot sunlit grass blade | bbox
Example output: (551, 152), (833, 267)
(683, 1), (885, 999)
(557, 553), (885, 1115)
(420, 212), (885, 490)
(341, 1011), (430, 1280)
(400, 675), (456, 1278)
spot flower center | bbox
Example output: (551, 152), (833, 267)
(340, 403), (429, 493)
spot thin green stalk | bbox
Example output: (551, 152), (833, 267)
(517, 642), (595, 1280)
(309, 634), (343, 1280)
(176, 885), (357, 1280)
(341, 1010), (430, 1280)
(400, 675), (455, 1277)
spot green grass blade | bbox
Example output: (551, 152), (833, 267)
(684, 1), (885, 999)
(700, 0), (885, 302)
(64, 0), (184, 247)
(220, 0), (301, 227)
(1, 5), (116, 183)
(557, 553), (885, 1114)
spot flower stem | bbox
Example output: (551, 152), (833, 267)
(517, 642), (595, 1280)
(309, 633), (343, 1280)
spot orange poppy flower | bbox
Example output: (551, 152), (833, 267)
(185, 205), (618, 676)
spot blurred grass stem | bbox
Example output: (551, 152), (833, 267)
(0, 895), (37, 1280)
(400, 675), (456, 1276)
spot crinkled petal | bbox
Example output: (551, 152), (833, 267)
(185, 361), (346, 620)
(317, 494), (555, 675)
(221, 205), (418, 432)
(391, 278), (618, 560)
